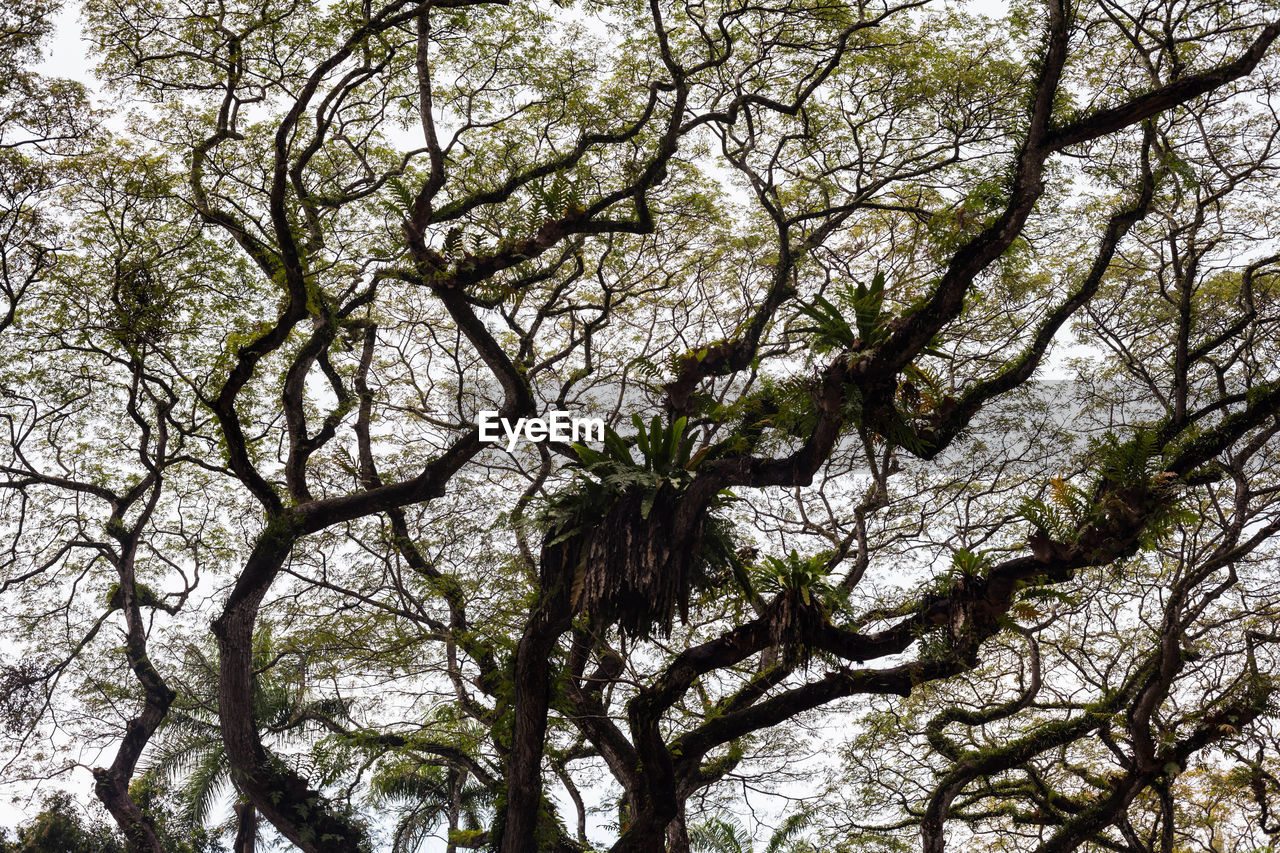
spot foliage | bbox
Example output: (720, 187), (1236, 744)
(689, 812), (815, 853)
(0, 793), (124, 853)
(3, 0), (1280, 851)
(142, 639), (352, 842)
(369, 762), (494, 853)
(549, 414), (702, 534)
(752, 551), (837, 610)
(541, 414), (738, 637)
(1018, 428), (1196, 551)
(793, 272), (889, 354)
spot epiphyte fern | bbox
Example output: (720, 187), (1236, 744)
(751, 551), (844, 663)
(1018, 475), (1091, 543)
(1019, 428), (1190, 551)
(540, 413), (738, 638)
(793, 271), (888, 354)
(561, 413), (698, 523)
(1091, 428), (1161, 487)
(751, 550), (836, 608)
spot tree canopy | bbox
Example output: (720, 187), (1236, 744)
(4, 0), (1280, 850)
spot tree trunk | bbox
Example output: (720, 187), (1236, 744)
(93, 762), (167, 853)
(499, 587), (573, 853)
(94, 546), (176, 853)
(214, 526), (368, 852)
(233, 800), (257, 853)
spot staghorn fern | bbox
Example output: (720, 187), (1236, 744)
(540, 414), (738, 638)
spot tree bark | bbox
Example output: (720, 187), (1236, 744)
(233, 801), (257, 853)
(499, 588), (573, 853)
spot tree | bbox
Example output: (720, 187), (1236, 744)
(141, 639), (355, 853)
(689, 813), (814, 853)
(0, 793), (124, 853)
(3, 0), (1280, 850)
(0, 789), (217, 853)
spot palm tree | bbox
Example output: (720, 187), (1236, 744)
(142, 640), (354, 853)
(369, 761), (494, 853)
(142, 694), (253, 853)
(688, 812), (815, 853)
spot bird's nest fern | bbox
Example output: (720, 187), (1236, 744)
(540, 414), (737, 639)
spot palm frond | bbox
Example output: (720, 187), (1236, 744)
(178, 742), (232, 829)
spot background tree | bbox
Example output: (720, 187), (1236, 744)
(0, 792), (125, 853)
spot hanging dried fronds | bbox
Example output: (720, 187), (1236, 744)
(540, 415), (737, 638)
